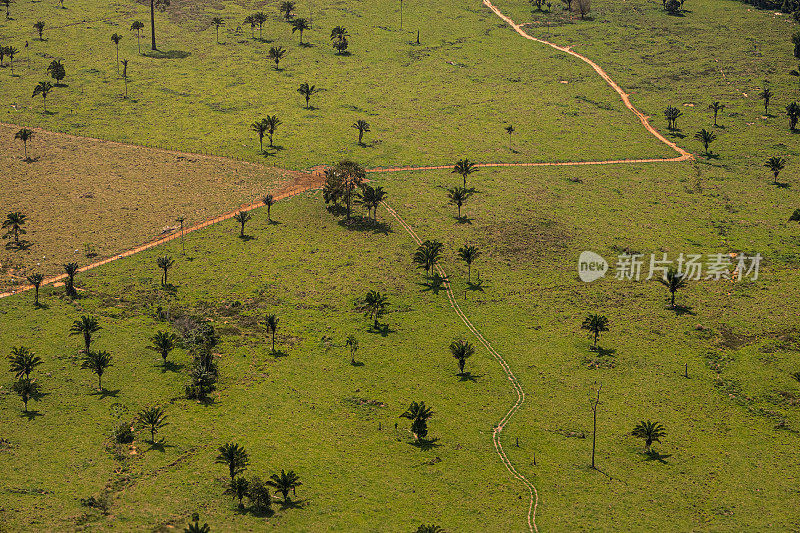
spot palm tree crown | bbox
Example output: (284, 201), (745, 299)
(8, 346), (42, 378)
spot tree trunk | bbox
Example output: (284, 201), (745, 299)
(670, 291), (675, 308)
(240, 222), (245, 237)
(34, 286), (39, 306)
(593, 332), (598, 348)
(150, 0), (157, 51)
(272, 331), (275, 352)
(467, 264), (471, 283)
(85, 334), (90, 354)
(98, 374), (103, 391)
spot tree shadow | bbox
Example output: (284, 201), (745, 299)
(458, 371), (482, 382)
(238, 235), (255, 242)
(299, 42), (313, 48)
(250, 505), (275, 518)
(420, 273), (448, 294)
(337, 216), (392, 235)
(335, 51), (352, 57)
(147, 439), (176, 453)
(143, 49), (191, 59)
(161, 361), (185, 373)
(368, 323), (394, 337)
(5, 240), (33, 251)
(703, 152), (720, 160)
(466, 279), (486, 292)
(34, 302), (50, 310)
(326, 204), (348, 217)
(89, 388), (121, 399)
(162, 283), (179, 294)
(642, 450), (671, 463)
(774, 181), (791, 189)
(278, 498), (306, 510)
(20, 409), (43, 420)
(456, 216), (473, 224)
(410, 438), (441, 451)
(197, 395), (216, 406)
(271, 349), (289, 358)
(671, 304), (695, 316)
(350, 360), (364, 367)
(268, 219), (283, 225)
(667, 131), (685, 139)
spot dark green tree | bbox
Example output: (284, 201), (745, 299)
(138, 406), (168, 442)
(262, 194), (275, 221)
(225, 477), (250, 510)
(708, 101), (725, 127)
(581, 313), (609, 350)
(413, 240), (443, 278)
(449, 339), (474, 375)
(33, 20), (45, 40)
(297, 82), (320, 109)
(148, 331), (177, 365)
(252, 119), (268, 153)
(69, 315), (101, 353)
(694, 128), (716, 156)
(267, 469), (302, 501)
(265, 314), (279, 353)
(291, 17), (310, 44)
(211, 16), (224, 44)
(110, 33), (122, 74)
(216, 442), (249, 481)
(658, 267), (687, 308)
(63, 262), (79, 298)
(664, 105), (682, 130)
(8, 346), (42, 378)
(400, 401), (433, 440)
(632, 420), (666, 452)
(759, 86), (773, 116)
(279, 1), (296, 20)
(247, 477), (272, 514)
(268, 46), (286, 70)
(765, 156), (787, 185)
(81, 350), (112, 390)
(32, 81), (53, 113)
(149, 0), (171, 51)
(2, 211), (27, 246)
(362, 290), (388, 329)
(233, 211), (252, 238)
(27, 273), (44, 307)
(787, 102), (800, 131)
(346, 334), (358, 365)
(447, 186), (472, 220)
(14, 128), (33, 160)
(457, 244), (480, 283)
(131, 21), (145, 53)
(46, 59), (66, 85)
(264, 115), (281, 147)
(352, 119), (370, 146)
(156, 255), (174, 285)
(452, 158), (477, 188)
(12, 377), (40, 412)
(356, 184), (386, 220)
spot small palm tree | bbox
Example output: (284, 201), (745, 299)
(8, 346), (42, 378)
(184, 515), (210, 533)
(156, 255), (174, 285)
(759, 87), (773, 116)
(138, 406), (168, 442)
(765, 156), (787, 185)
(363, 290), (388, 329)
(233, 211), (252, 238)
(352, 119), (370, 146)
(131, 21), (145, 53)
(447, 186), (472, 220)
(268, 469), (302, 501)
(413, 240), (443, 278)
(787, 102), (800, 131)
(297, 82), (320, 109)
(291, 17), (310, 44)
(252, 120), (268, 153)
(505, 124), (515, 150)
(694, 128), (716, 156)
(14, 128), (34, 160)
(262, 194), (275, 221)
(452, 158), (477, 188)
(27, 273), (44, 307)
(216, 442), (249, 481)
(264, 115), (281, 147)
(279, 1), (296, 20)
(3, 211), (27, 245)
(211, 16), (224, 44)
(664, 105), (682, 130)
(225, 477), (250, 510)
(457, 244), (480, 283)
(63, 262), (79, 298)
(266, 314), (279, 352)
(416, 526), (445, 533)
(345, 334), (358, 365)
(268, 46), (286, 70)
(69, 315), (101, 354)
(148, 331), (177, 365)
(12, 377), (40, 412)
(81, 350), (112, 390)
(110, 33), (122, 74)
(34, 20), (45, 40)
(632, 420), (666, 451)
(449, 339), (474, 375)
(708, 101), (725, 127)
(400, 401), (433, 440)
(658, 267), (687, 308)
(32, 81), (53, 113)
(581, 314), (609, 350)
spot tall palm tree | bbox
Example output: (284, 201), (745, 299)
(759, 87), (773, 116)
(658, 267), (687, 308)
(63, 262), (80, 298)
(176, 215), (186, 255)
(131, 21), (145, 53)
(120, 59), (129, 98)
(2, 212), (27, 245)
(233, 211), (252, 238)
(138, 406), (168, 442)
(297, 82), (320, 109)
(33, 20), (45, 40)
(413, 240), (443, 278)
(225, 477), (250, 510)
(6, 46), (17, 75)
(8, 346), (42, 378)
(14, 128), (33, 160)
(345, 334), (358, 364)
(787, 102), (800, 131)
(110, 33), (122, 74)
(265, 314), (279, 352)
(331, 160), (365, 221)
(631, 420), (666, 451)
(449, 339), (474, 375)
(69, 315), (101, 354)
(708, 101), (725, 127)
(765, 156), (787, 185)
(262, 194), (275, 221)
(27, 273), (44, 307)
(253, 12), (267, 39)
(32, 81), (53, 113)
(148, 331), (177, 365)
(447, 186), (472, 220)
(664, 105), (682, 130)
(452, 158), (477, 187)
(505, 124), (515, 150)
(363, 290), (388, 329)
(243, 14), (256, 38)
(211, 16), (224, 44)
(352, 119), (370, 146)
(279, 1), (296, 20)
(694, 128), (716, 156)
(251, 120), (268, 152)
(268, 46), (286, 70)
(400, 401), (433, 440)
(267, 469), (302, 501)
(330, 26), (349, 41)
(581, 313), (609, 350)
(457, 244), (480, 282)
(216, 442), (249, 481)
(264, 115), (281, 147)
(291, 18), (310, 44)
(149, 0), (171, 51)
(12, 377), (40, 412)
(156, 255), (174, 285)
(81, 350), (112, 390)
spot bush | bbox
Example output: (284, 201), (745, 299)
(111, 422), (134, 444)
(665, 0), (681, 13)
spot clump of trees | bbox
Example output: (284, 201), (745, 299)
(8, 346), (44, 412)
(3, 211), (30, 250)
(331, 26), (349, 54)
(322, 160), (366, 221)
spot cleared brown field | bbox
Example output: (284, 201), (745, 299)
(1, 122), (308, 290)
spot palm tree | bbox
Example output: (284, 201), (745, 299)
(363, 290), (388, 329)
(265, 314), (279, 352)
(280, 1), (296, 20)
(449, 339), (474, 375)
(413, 240), (443, 278)
(225, 477), (250, 510)
(356, 184), (386, 220)
(297, 82), (320, 109)
(8, 346), (42, 378)
(759, 87), (773, 116)
(69, 315), (101, 354)
(184, 517), (210, 533)
(291, 18), (310, 44)
(63, 262), (79, 298)
(268, 469), (302, 501)
(664, 105), (682, 130)
(2, 0), (10, 19)
(253, 12), (267, 39)
(211, 16), (224, 44)
(27, 273), (44, 306)
(447, 186), (472, 220)
(694, 128), (716, 156)
(121, 59), (129, 98)
(330, 26), (349, 54)
(32, 81), (53, 113)
(457, 244), (480, 282)
(658, 267), (687, 308)
(268, 46), (286, 70)
(400, 401), (433, 440)
(452, 158), (477, 188)
(81, 350), (112, 390)
(12, 377), (40, 412)
(33, 20), (45, 40)
(787, 102), (800, 131)
(148, 331), (177, 365)
(243, 14), (256, 38)
(46, 59), (66, 85)
(14, 128), (33, 160)
(264, 115), (281, 147)
(345, 334), (358, 365)
(262, 194), (275, 221)
(149, 0), (171, 51)
(632, 420), (666, 452)
(790, 208), (800, 223)
(765, 156), (787, 185)
(352, 119), (370, 146)
(416, 526), (445, 533)
(131, 21), (145, 53)
(110, 33), (122, 74)
(138, 406), (168, 442)
(216, 442), (249, 481)
(3, 212), (27, 245)
(176, 215), (186, 254)
(156, 255), (174, 285)
(708, 101), (725, 127)
(6, 46), (17, 75)
(581, 313), (609, 350)
(251, 120), (268, 153)
(233, 211), (252, 238)
(505, 124), (515, 150)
